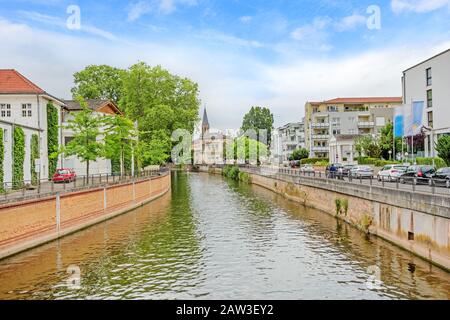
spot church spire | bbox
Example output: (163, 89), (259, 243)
(202, 108), (210, 138)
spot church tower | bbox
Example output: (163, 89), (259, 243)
(201, 108), (210, 139)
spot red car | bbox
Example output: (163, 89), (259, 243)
(52, 168), (77, 183)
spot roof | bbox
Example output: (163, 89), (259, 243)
(403, 48), (450, 73)
(202, 108), (209, 126)
(323, 97), (402, 104)
(0, 69), (46, 94)
(63, 99), (123, 115)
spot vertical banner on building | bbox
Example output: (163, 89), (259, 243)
(411, 101), (424, 136)
(394, 106), (405, 138)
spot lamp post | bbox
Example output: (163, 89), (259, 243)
(388, 150), (392, 161)
(405, 152), (409, 164)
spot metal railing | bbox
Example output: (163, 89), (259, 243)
(242, 165), (450, 197)
(0, 168), (168, 204)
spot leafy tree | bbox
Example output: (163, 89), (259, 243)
(378, 123), (403, 160)
(104, 115), (137, 177)
(241, 106), (274, 145)
(289, 148), (309, 161)
(71, 65), (126, 104)
(226, 136), (268, 164)
(138, 130), (172, 166)
(59, 97), (104, 177)
(355, 135), (382, 159)
(435, 135), (450, 166)
(120, 62), (200, 160)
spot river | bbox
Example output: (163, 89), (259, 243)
(0, 172), (448, 300)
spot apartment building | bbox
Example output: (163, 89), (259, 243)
(270, 121), (305, 164)
(402, 48), (450, 157)
(304, 97), (403, 160)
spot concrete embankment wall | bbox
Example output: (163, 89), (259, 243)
(201, 166), (450, 271)
(0, 173), (171, 260)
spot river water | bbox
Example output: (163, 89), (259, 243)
(0, 172), (448, 300)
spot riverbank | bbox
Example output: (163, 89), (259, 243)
(0, 172), (171, 260)
(199, 166), (450, 271)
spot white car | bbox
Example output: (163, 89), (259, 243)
(377, 165), (409, 182)
(300, 164), (315, 173)
(349, 165), (374, 179)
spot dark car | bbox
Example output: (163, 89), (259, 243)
(399, 165), (436, 185)
(430, 167), (450, 188)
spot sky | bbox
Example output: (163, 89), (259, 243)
(0, 0), (449, 130)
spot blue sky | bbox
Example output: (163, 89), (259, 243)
(0, 0), (449, 129)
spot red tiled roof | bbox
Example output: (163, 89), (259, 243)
(0, 69), (45, 94)
(323, 97), (402, 104)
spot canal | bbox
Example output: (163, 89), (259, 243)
(0, 172), (449, 300)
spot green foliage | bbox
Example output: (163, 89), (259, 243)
(13, 127), (25, 189)
(60, 97), (104, 177)
(241, 106), (274, 145)
(0, 129), (3, 191)
(355, 135), (382, 159)
(47, 102), (59, 179)
(120, 62), (200, 162)
(138, 130), (171, 166)
(226, 136), (268, 164)
(435, 135), (450, 166)
(238, 172), (252, 183)
(223, 165), (240, 181)
(31, 134), (39, 185)
(104, 115), (137, 176)
(301, 158), (328, 165)
(71, 65), (125, 104)
(335, 199), (342, 216)
(415, 157), (446, 169)
(289, 148), (309, 161)
(335, 198), (349, 216)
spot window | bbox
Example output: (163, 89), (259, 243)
(0, 104), (11, 117)
(22, 103), (32, 117)
(427, 90), (433, 108)
(65, 136), (74, 145)
(427, 111), (433, 128)
(332, 129), (341, 135)
(426, 68), (432, 86)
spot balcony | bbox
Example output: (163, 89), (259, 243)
(311, 122), (330, 128)
(358, 122), (375, 128)
(311, 134), (330, 140)
(312, 146), (329, 152)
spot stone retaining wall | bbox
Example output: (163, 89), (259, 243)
(0, 173), (171, 260)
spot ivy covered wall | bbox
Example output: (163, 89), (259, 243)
(13, 126), (25, 189)
(31, 134), (39, 185)
(0, 129), (4, 192)
(47, 102), (59, 179)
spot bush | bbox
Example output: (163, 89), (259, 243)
(13, 127), (25, 189)
(47, 102), (59, 179)
(301, 158), (328, 165)
(31, 134), (39, 185)
(238, 172), (251, 183)
(416, 157), (446, 169)
(223, 165), (240, 181)
(374, 160), (401, 167)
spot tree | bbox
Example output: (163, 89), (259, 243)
(290, 148), (309, 161)
(226, 136), (268, 164)
(104, 115), (137, 177)
(71, 65), (126, 104)
(241, 107), (274, 145)
(120, 62), (200, 160)
(435, 135), (450, 166)
(355, 135), (381, 158)
(60, 97), (104, 177)
(138, 130), (172, 166)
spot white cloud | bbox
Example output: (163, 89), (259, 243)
(391, 0), (450, 13)
(239, 16), (252, 23)
(197, 30), (264, 48)
(335, 14), (367, 31)
(0, 18), (449, 130)
(127, 0), (198, 21)
(291, 17), (331, 41)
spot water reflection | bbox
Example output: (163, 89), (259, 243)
(0, 172), (448, 300)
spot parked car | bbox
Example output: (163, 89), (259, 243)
(430, 167), (450, 188)
(342, 165), (356, 177)
(399, 165), (436, 185)
(377, 165), (409, 182)
(290, 160), (301, 168)
(349, 166), (374, 179)
(52, 168), (77, 183)
(300, 164), (315, 173)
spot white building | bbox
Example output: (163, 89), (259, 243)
(402, 48), (450, 157)
(0, 69), (65, 185)
(270, 121), (306, 165)
(62, 99), (123, 175)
